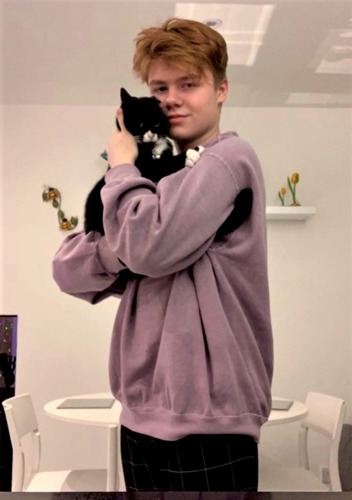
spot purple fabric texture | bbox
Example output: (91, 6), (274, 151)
(52, 132), (273, 442)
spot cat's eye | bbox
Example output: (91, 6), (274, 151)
(137, 121), (144, 128)
(154, 123), (160, 128)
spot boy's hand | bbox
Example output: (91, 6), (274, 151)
(106, 108), (138, 167)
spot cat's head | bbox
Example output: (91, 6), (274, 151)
(119, 88), (170, 140)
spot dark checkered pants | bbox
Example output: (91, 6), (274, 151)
(121, 425), (258, 492)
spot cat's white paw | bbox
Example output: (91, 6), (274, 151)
(152, 138), (170, 159)
(185, 145), (205, 167)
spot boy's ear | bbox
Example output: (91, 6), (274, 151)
(217, 78), (228, 104)
(120, 88), (130, 103)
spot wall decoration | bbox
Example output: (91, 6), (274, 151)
(278, 187), (287, 206)
(42, 186), (78, 230)
(278, 172), (301, 206)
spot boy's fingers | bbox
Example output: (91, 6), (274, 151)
(116, 107), (124, 131)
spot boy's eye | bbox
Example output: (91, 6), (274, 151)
(152, 86), (167, 94)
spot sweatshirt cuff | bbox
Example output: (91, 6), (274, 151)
(97, 235), (126, 274)
(105, 164), (141, 181)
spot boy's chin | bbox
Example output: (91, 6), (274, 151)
(169, 127), (188, 141)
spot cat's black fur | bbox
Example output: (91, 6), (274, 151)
(84, 88), (252, 240)
(84, 88), (187, 235)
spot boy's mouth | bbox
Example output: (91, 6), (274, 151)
(168, 114), (188, 124)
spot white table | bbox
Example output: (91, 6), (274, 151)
(266, 397), (308, 426)
(44, 393), (308, 491)
(44, 392), (122, 491)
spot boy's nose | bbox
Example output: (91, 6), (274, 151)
(164, 89), (182, 109)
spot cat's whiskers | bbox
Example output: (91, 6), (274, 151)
(133, 135), (144, 143)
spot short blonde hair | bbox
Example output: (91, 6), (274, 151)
(133, 18), (228, 86)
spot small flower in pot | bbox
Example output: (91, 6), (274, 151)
(287, 172), (301, 206)
(278, 187), (287, 206)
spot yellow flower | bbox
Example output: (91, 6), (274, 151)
(60, 219), (71, 230)
(43, 187), (60, 201)
(291, 172), (299, 184)
(280, 187), (287, 195)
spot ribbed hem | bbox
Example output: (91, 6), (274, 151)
(105, 163), (141, 180)
(120, 405), (268, 442)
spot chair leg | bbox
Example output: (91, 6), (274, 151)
(106, 424), (118, 491)
(298, 427), (309, 469)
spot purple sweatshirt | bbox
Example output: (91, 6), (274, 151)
(52, 131), (273, 442)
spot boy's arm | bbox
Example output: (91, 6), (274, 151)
(101, 138), (259, 278)
(52, 230), (128, 303)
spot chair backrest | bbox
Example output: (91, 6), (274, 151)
(299, 391), (346, 491)
(2, 393), (41, 491)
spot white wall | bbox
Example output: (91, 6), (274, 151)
(2, 103), (351, 473)
(222, 107), (351, 471)
(1, 0), (351, 479)
(2, 104), (120, 469)
(222, 107), (351, 409)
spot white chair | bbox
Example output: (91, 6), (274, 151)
(259, 391), (346, 492)
(2, 393), (118, 492)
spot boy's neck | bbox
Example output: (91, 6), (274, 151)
(177, 130), (221, 152)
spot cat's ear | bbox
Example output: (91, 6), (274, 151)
(151, 96), (163, 111)
(152, 96), (161, 105)
(120, 88), (131, 103)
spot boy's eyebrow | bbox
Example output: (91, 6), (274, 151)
(149, 75), (200, 86)
(149, 80), (166, 86)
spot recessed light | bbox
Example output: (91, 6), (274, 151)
(203, 18), (223, 30)
(176, 3), (275, 66)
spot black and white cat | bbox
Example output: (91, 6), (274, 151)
(84, 88), (252, 239)
(84, 88), (203, 235)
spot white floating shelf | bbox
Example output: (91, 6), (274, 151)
(266, 206), (317, 220)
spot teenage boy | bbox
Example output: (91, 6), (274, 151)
(53, 17), (273, 492)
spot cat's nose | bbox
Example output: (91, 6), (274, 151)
(143, 131), (157, 143)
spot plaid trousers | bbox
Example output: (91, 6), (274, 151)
(120, 425), (258, 492)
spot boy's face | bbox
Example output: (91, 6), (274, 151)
(148, 60), (228, 151)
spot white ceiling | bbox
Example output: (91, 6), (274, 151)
(1, 0), (351, 107)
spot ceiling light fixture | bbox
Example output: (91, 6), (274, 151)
(175, 3), (275, 66)
(203, 18), (223, 30)
(311, 29), (352, 75)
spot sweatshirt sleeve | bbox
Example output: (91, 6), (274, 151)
(101, 138), (252, 278)
(52, 230), (127, 303)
